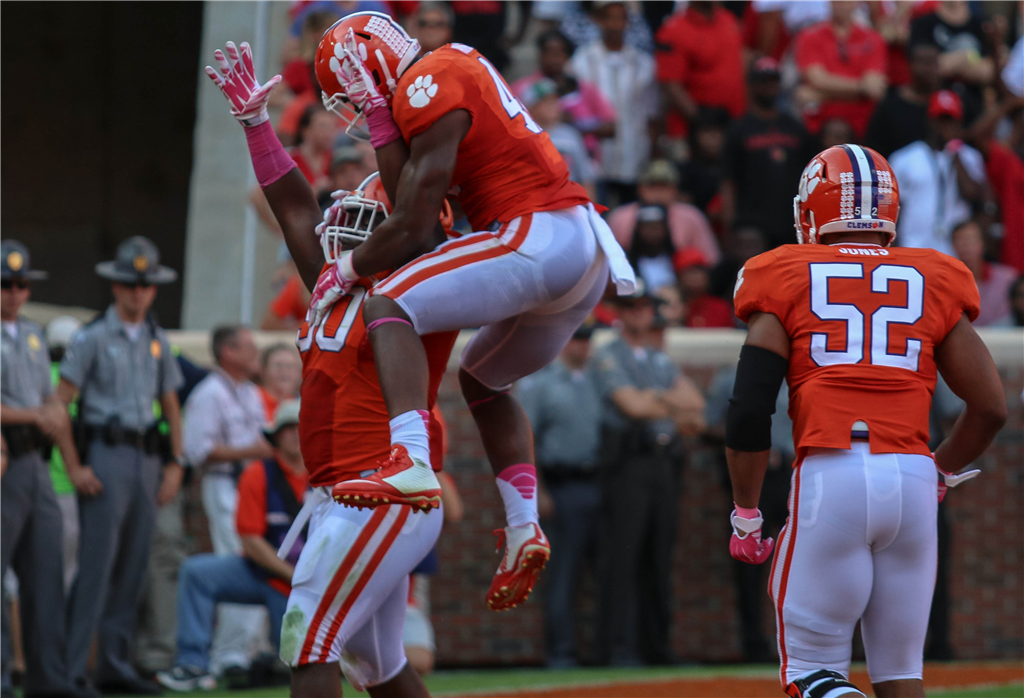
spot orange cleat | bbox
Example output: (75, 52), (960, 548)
(332, 445), (441, 513)
(486, 522), (550, 611)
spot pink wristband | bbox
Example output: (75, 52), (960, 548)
(734, 505), (760, 519)
(365, 107), (403, 149)
(244, 120), (297, 188)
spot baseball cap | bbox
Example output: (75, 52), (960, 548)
(749, 56), (781, 81)
(638, 160), (680, 187)
(637, 204), (667, 223)
(46, 316), (83, 350)
(331, 145), (364, 170)
(673, 248), (710, 273)
(264, 399), (301, 439)
(571, 321), (594, 340)
(523, 77), (559, 108)
(928, 90), (963, 120)
(611, 278), (662, 306)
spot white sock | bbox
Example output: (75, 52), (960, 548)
(389, 410), (431, 465)
(495, 464), (538, 527)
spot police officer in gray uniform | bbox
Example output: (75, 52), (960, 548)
(517, 324), (603, 668)
(58, 237), (185, 696)
(1, 240), (101, 698)
(592, 285), (705, 667)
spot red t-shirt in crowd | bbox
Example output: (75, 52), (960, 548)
(236, 458), (310, 596)
(656, 6), (746, 137)
(795, 21), (887, 137)
(878, 1), (939, 87)
(269, 275), (308, 325)
(259, 386), (278, 425)
(289, 148), (331, 187)
(277, 91), (318, 142)
(685, 294), (735, 328)
(282, 59), (315, 97)
(986, 142), (1024, 273)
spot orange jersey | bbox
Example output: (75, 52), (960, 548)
(297, 279), (457, 487)
(392, 44), (591, 232)
(734, 243), (980, 457)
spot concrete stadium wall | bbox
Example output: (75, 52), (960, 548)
(169, 329), (1024, 664)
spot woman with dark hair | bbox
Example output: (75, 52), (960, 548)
(511, 29), (616, 157)
(992, 275), (1024, 327)
(289, 105), (336, 197)
(677, 106), (731, 229)
(625, 204), (677, 291)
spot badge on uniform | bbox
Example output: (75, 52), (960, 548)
(27, 333), (41, 352)
(151, 339), (161, 359)
(7, 251), (24, 271)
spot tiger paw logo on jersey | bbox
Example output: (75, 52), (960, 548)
(407, 75), (438, 108)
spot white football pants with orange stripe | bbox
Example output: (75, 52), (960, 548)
(770, 442), (938, 687)
(279, 493), (442, 688)
(374, 203), (627, 390)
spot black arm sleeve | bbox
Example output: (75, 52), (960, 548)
(725, 344), (789, 452)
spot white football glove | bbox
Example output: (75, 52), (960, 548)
(314, 189), (352, 240)
(306, 252), (360, 329)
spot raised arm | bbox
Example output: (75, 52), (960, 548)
(205, 41), (325, 291)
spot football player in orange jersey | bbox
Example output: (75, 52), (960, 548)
(725, 144), (1006, 698)
(296, 11), (637, 613)
(207, 41), (460, 697)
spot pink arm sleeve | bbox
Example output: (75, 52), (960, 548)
(245, 121), (297, 188)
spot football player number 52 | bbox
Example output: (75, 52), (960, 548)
(810, 263), (924, 371)
(298, 287), (367, 353)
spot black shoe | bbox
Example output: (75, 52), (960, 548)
(248, 654), (290, 688)
(97, 675), (164, 695)
(221, 665), (250, 691)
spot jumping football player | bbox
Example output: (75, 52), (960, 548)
(208, 41), (458, 697)
(725, 144), (1006, 698)
(307, 11), (636, 612)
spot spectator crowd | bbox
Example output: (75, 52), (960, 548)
(257, 0), (1023, 334)
(3, 0), (1023, 694)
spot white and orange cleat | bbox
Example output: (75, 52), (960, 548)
(332, 445), (441, 512)
(486, 522), (550, 611)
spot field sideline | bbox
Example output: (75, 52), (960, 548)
(106, 661), (1023, 697)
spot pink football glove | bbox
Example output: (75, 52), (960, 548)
(205, 41), (281, 126)
(730, 506), (775, 565)
(315, 189), (353, 240)
(307, 251), (360, 328)
(936, 465), (980, 503)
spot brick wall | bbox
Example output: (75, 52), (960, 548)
(176, 334), (1023, 666)
(429, 367), (1024, 666)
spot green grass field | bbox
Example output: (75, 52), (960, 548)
(115, 663), (1024, 698)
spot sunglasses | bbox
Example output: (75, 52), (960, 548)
(116, 281), (154, 290)
(418, 19), (447, 28)
(0, 280), (29, 291)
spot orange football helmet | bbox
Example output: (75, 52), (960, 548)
(316, 11), (419, 139)
(793, 144), (899, 246)
(322, 172), (455, 262)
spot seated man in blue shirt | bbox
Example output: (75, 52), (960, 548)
(157, 400), (308, 692)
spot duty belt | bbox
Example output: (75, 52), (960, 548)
(0, 424), (51, 459)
